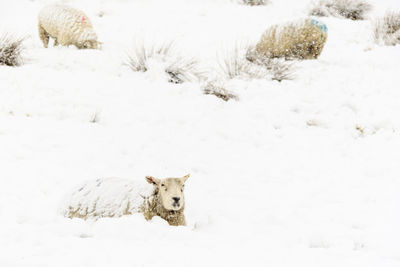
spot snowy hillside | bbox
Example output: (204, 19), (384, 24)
(0, 0), (400, 266)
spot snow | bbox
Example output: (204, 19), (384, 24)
(0, 0), (400, 266)
(60, 177), (155, 219)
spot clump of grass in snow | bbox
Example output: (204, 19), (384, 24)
(373, 11), (400, 46)
(126, 41), (206, 84)
(203, 81), (239, 102)
(247, 46), (295, 81)
(309, 0), (372, 20)
(0, 33), (24, 66)
(239, 0), (269, 6)
(218, 43), (295, 82)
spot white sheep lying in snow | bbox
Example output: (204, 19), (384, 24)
(61, 174), (190, 226)
(38, 4), (99, 49)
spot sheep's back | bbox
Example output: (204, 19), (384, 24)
(60, 178), (154, 220)
(255, 19), (327, 59)
(38, 4), (94, 41)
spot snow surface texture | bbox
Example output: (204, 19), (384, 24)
(0, 0), (400, 266)
(61, 177), (154, 219)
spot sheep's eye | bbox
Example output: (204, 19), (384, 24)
(161, 184), (165, 187)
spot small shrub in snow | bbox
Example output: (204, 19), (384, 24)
(309, 0), (372, 20)
(247, 46), (295, 81)
(203, 81), (239, 101)
(218, 44), (295, 81)
(0, 33), (24, 66)
(126, 41), (205, 83)
(252, 18), (328, 60)
(218, 45), (264, 79)
(373, 11), (400, 46)
(239, 0), (269, 6)
(165, 57), (206, 84)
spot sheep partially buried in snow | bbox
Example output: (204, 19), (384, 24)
(62, 174), (190, 226)
(38, 4), (99, 49)
(250, 18), (328, 60)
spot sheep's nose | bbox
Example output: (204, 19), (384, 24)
(172, 197), (180, 203)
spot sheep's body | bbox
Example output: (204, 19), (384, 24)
(252, 19), (327, 60)
(38, 4), (98, 49)
(61, 177), (187, 226)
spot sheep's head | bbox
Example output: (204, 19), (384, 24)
(81, 39), (99, 49)
(145, 174), (190, 211)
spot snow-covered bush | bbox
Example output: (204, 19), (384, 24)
(373, 11), (400, 46)
(246, 46), (295, 81)
(0, 33), (24, 66)
(252, 18), (327, 60)
(218, 43), (294, 81)
(126, 41), (205, 84)
(239, 0), (269, 6)
(203, 81), (239, 102)
(218, 45), (263, 79)
(309, 0), (372, 20)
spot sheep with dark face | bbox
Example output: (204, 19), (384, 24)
(62, 174), (190, 226)
(38, 4), (99, 49)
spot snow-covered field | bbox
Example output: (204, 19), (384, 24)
(1, 0), (400, 266)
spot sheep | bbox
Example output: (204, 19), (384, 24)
(249, 18), (328, 60)
(38, 4), (99, 49)
(61, 174), (190, 226)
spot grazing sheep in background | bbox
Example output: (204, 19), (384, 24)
(309, 0), (372, 20)
(373, 11), (400, 46)
(38, 4), (99, 49)
(251, 18), (327, 60)
(62, 174), (190, 226)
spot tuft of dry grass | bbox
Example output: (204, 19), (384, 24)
(126, 41), (174, 72)
(252, 19), (328, 60)
(203, 81), (239, 102)
(165, 57), (207, 84)
(0, 33), (24, 67)
(218, 45), (263, 80)
(218, 43), (295, 81)
(373, 11), (400, 46)
(126, 41), (205, 83)
(239, 0), (269, 6)
(310, 0), (372, 20)
(246, 45), (295, 81)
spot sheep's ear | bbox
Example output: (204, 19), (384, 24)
(146, 176), (160, 185)
(181, 174), (190, 183)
